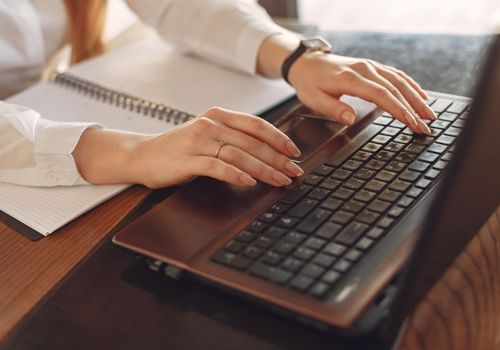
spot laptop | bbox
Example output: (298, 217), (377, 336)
(113, 35), (500, 344)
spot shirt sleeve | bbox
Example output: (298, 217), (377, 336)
(0, 101), (102, 187)
(124, 0), (286, 74)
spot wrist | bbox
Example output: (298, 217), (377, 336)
(256, 33), (301, 78)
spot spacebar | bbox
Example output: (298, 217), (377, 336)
(325, 124), (383, 167)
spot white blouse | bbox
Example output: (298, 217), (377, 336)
(0, 0), (283, 186)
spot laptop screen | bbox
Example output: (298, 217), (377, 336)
(384, 34), (500, 340)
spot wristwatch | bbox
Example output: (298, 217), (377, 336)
(281, 37), (332, 85)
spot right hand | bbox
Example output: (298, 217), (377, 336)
(130, 107), (304, 189)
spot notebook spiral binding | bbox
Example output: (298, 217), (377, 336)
(50, 72), (197, 125)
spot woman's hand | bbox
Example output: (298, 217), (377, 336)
(74, 107), (303, 189)
(257, 34), (436, 134)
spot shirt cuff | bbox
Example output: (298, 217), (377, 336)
(33, 119), (103, 186)
(236, 18), (286, 74)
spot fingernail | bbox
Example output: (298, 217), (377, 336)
(272, 171), (292, 186)
(417, 118), (432, 135)
(286, 140), (301, 157)
(285, 160), (304, 177)
(405, 111), (418, 128)
(426, 106), (437, 120)
(341, 111), (356, 125)
(240, 174), (257, 186)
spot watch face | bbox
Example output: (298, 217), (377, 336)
(303, 37), (331, 51)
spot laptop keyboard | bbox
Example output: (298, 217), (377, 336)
(210, 97), (469, 300)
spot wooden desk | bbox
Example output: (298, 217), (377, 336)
(0, 186), (151, 341)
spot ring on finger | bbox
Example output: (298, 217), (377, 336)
(214, 140), (227, 158)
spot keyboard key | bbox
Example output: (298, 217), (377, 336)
(367, 199), (391, 213)
(381, 127), (400, 136)
(313, 164), (335, 177)
(259, 211), (279, 223)
(418, 152), (439, 163)
(367, 227), (384, 240)
(277, 216), (298, 228)
(444, 127), (461, 137)
(362, 142), (383, 152)
(374, 150), (395, 162)
(331, 169), (352, 180)
(447, 101), (468, 114)
(225, 240), (246, 253)
(335, 221), (369, 245)
(415, 178), (432, 189)
(356, 237), (374, 251)
(387, 206), (405, 218)
(413, 136), (435, 146)
(399, 170), (420, 182)
(354, 168), (376, 180)
(430, 98), (452, 113)
(439, 112), (460, 122)
(316, 222), (342, 240)
(433, 160), (447, 170)
(430, 119), (450, 129)
(303, 174), (323, 186)
(344, 178), (366, 190)
(334, 259), (352, 273)
(442, 152), (453, 161)
(407, 187), (423, 198)
(247, 220), (268, 233)
(281, 184), (312, 204)
(281, 257), (305, 272)
(389, 179), (412, 192)
(304, 237), (327, 251)
(427, 143), (448, 154)
(273, 241), (296, 255)
(343, 160), (363, 171)
(394, 134), (413, 144)
(243, 245), (264, 259)
(373, 116), (393, 125)
(366, 159), (385, 171)
(270, 203), (290, 214)
(308, 188), (330, 201)
(310, 282), (331, 298)
(296, 208), (331, 234)
(290, 275), (314, 291)
(436, 135), (455, 145)
(261, 251), (283, 266)
(321, 197), (343, 211)
(390, 120), (406, 129)
(284, 231), (307, 244)
(265, 226), (287, 239)
(345, 249), (363, 262)
(354, 190), (377, 202)
(409, 160), (430, 172)
(293, 247), (316, 261)
(301, 263), (326, 278)
(235, 230), (257, 243)
(452, 119), (465, 128)
(341, 200), (365, 214)
(377, 216), (394, 229)
(322, 270), (341, 285)
(319, 178), (342, 191)
(357, 210), (380, 224)
(332, 187), (355, 200)
(385, 142), (405, 152)
(249, 263), (292, 284)
(405, 143), (425, 154)
(312, 253), (337, 267)
(353, 151), (372, 162)
(385, 161), (406, 173)
(330, 210), (354, 225)
(211, 250), (252, 270)
(378, 189), (401, 202)
(395, 151), (416, 163)
(365, 180), (386, 192)
(372, 134), (392, 144)
(425, 169), (441, 179)
(398, 196), (414, 207)
(323, 242), (347, 257)
(288, 198), (318, 218)
(375, 170), (397, 182)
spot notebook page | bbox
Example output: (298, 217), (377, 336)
(0, 183), (127, 235)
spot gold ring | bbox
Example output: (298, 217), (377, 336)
(214, 140), (227, 158)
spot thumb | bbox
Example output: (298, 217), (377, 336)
(314, 90), (357, 125)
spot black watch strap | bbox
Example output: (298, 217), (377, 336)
(281, 37), (332, 85)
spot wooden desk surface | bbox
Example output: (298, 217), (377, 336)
(0, 186), (150, 341)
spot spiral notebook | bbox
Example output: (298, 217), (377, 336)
(1, 35), (294, 238)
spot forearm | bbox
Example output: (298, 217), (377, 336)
(73, 128), (152, 185)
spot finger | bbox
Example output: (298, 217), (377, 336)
(306, 89), (357, 125)
(217, 143), (292, 187)
(375, 66), (436, 120)
(387, 66), (429, 100)
(203, 107), (301, 158)
(203, 124), (304, 178)
(331, 71), (423, 132)
(190, 156), (258, 187)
